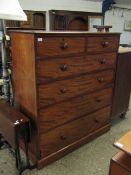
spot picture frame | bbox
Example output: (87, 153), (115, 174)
(124, 20), (131, 31)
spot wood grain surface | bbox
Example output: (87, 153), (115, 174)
(39, 87), (113, 133)
(38, 70), (114, 107)
(36, 36), (85, 58)
(87, 36), (119, 52)
(36, 53), (116, 82)
(40, 106), (111, 157)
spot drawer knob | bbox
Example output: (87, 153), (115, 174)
(60, 88), (67, 94)
(60, 64), (68, 71)
(61, 43), (68, 49)
(97, 77), (104, 83)
(101, 41), (109, 47)
(60, 135), (66, 140)
(60, 39), (68, 49)
(96, 97), (101, 102)
(99, 59), (106, 64)
(94, 118), (99, 123)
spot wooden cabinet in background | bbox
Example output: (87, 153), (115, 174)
(49, 10), (103, 31)
(111, 52), (131, 118)
(6, 10), (46, 29)
(10, 31), (120, 168)
(20, 10), (46, 29)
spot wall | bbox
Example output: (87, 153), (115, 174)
(19, 0), (102, 12)
(115, 0), (131, 5)
(104, 7), (131, 44)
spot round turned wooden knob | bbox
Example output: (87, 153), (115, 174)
(60, 135), (66, 140)
(60, 64), (68, 71)
(60, 41), (68, 49)
(101, 41), (109, 48)
(60, 88), (67, 94)
(99, 59), (106, 64)
(94, 118), (99, 123)
(62, 43), (68, 49)
(97, 77), (104, 83)
(96, 97), (101, 102)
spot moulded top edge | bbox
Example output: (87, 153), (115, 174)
(8, 30), (121, 35)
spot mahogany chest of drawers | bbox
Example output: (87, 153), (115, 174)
(10, 31), (120, 168)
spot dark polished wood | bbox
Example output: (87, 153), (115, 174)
(36, 36), (85, 58)
(9, 30), (120, 168)
(21, 10), (45, 29)
(49, 10), (103, 31)
(93, 25), (112, 32)
(111, 52), (131, 118)
(39, 87), (113, 133)
(38, 125), (110, 169)
(38, 70), (114, 107)
(10, 32), (39, 158)
(0, 100), (29, 149)
(36, 53), (117, 82)
(87, 36), (119, 52)
(11, 33), (37, 120)
(6, 10), (46, 29)
(40, 106), (111, 157)
(109, 151), (131, 175)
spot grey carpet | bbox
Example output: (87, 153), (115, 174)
(0, 102), (131, 175)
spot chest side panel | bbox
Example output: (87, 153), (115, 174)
(11, 32), (37, 120)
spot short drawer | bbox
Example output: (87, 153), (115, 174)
(87, 36), (119, 52)
(36, 52), (116, 82)
(36, 36), (85, 58)
(40, 106), (111, 157)
(39, 87), (113, 133)
(38, 70), (114, 107)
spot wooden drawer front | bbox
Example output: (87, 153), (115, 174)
(40, 106), (111, 157)
(36, 36), (85, 58)
(39, 88), (112, 133)
(87, 36), (119, 52)
(36, 53), (116, 82)
(38, 70), (114, 107)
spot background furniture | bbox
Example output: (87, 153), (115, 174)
(0, 100), (34, 174)
(109, 151), (131, 175)
(10, 30), (120, 168)
(20, 10), (46, 29)
(49, 10), (103, 30)
(111, 50), (131, 118)
(109, 131), (131, 175)
(93, 25), (112, 32)
(5, 10), (46, 29)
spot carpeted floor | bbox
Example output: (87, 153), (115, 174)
(0, 102), (131, 175)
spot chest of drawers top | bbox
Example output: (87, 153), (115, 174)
(10, 30), (120, 57)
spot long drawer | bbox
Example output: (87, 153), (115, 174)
(38, 70), (114, 107)
(39, 87), (112, 133)
(36, 53), (116, 82)
(40, 106), (111, 157)
(87, 36), (119, 52)
(36, 36), (85, 58)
